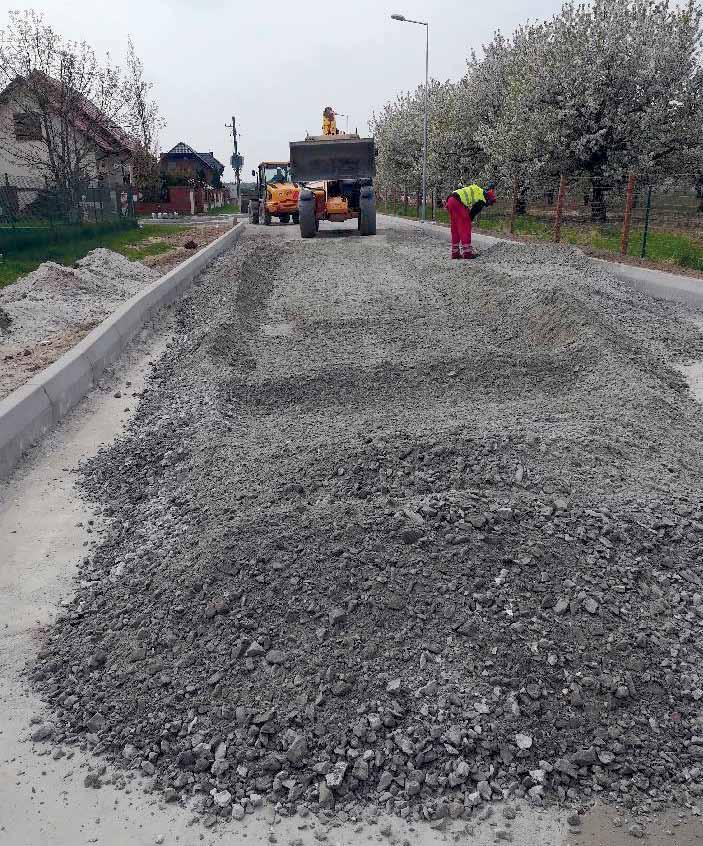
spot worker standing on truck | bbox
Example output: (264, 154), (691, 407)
(446, 183), (496, 259)
(322, 107), (338, 136)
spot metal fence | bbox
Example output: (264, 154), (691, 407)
(379, 175), (703, 268)
(0, 173), (135, 227)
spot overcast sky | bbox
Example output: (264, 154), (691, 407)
(2, 0), (564, 181)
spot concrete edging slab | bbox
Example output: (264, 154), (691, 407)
(0, 221), (246, 480)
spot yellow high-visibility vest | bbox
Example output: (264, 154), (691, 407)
(456, 184), (485, 208)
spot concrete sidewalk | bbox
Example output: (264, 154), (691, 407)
(380, 214), (703, 310)
(140, 213), (239, 226)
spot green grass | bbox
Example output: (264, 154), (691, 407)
(0, 257), (39, 288)
(0, 224), (188, 288)
(207, 203), (239, 215)
(379, 203), (703, 273)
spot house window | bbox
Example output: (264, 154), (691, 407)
(13, 112), (43, 141)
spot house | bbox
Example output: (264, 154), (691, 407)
(0, 71), (137, 189)
(160, 142), (225, 188)
(132, 142), (226, 216)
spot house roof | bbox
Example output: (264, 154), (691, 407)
(0, 71), (138, 157)
(163, 142), (225, 174)
(197, 151), (225, 174)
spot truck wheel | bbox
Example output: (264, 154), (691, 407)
(279, 214), (290, 224)
(292, 212), (299, 224)
(359, 187), (376, 236)
(249, 200), (260, 225)
(263, 205), (272, 225)
(241, 199), (250, 214)
(299, 190), (317, 238)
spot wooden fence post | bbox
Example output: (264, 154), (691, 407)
(510, 176), (519, 234)
(640, 185), (653, 259)
(554, 174), (566, 243)
(620, 172), (637, 256)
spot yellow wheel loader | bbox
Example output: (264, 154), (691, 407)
(289, 134), (377, 238)
(248, 162), (300, 226)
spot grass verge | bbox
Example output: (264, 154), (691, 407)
(0, 224), (188, 289)
(207, 203), (239, 215)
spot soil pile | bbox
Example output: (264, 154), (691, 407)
(30, 227), (703, 826)
(0, 249), (158, 399)
(0, 249), (157, 348)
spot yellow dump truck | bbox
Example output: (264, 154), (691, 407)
(290, 134), (376, 238)
(248, 162), (300, 225)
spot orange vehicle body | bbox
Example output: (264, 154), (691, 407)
(307, 183), (358, 223)
(261, 161), (299, 216)
(290, 131), (377, 238)
(249, 161), (300, 225)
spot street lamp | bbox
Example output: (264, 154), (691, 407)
(391, 12), (429, 223)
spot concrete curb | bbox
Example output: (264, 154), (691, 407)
(379, 213), (703, 309)
(0, 221), (246, 480)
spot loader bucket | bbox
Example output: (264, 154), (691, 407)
(290, 137), (376, 183)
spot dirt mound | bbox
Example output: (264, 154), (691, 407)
(29, 228), (703, 827)
(0, 249), (158, 400)
(0, 249), (157, 348)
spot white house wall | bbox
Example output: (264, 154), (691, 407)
(0, 94), (115, 186)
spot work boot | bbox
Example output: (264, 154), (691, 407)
(462, 247), (477, 259)
(451, 246), (461, 259)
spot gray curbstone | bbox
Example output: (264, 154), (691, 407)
(0, 221), (245, 480)
(40, 347), (94, 420)
(0, 383), (53, 480)
(73, 323), (123, 377)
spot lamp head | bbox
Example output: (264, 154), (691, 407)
(391, 14), (406, 21)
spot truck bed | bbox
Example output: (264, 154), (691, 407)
(290, 136), (376, 182)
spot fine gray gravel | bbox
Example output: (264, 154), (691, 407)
(30, 222), (703, 829)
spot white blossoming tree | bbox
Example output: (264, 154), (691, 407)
(373, 0), (703, 221)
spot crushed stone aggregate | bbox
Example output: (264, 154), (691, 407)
(29, 223), (703, 826)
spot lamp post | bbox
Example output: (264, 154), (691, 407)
(391, 13), (429, 223)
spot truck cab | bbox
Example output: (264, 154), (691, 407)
(248, 162), (300, 225)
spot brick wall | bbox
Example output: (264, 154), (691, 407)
(135, 186), (194, 216)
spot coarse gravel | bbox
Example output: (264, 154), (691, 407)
(29, 222), (703, 828)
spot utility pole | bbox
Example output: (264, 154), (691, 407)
(225, 115), (242, 203)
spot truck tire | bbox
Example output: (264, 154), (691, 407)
(279, 214), (290, 224)
(359, 187), (376, 236)
(241, 199), (250, 214)
(263, 205), (272, 225)
(292, 212), (299, 224)
(249, 200), (260, 225)
(299, 190), (317, 238)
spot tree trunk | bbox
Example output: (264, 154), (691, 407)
(591, 181), (607, 223)
(696, 182), (703, 213)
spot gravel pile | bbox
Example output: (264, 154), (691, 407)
(30, 226), (703, 826)
(0, 248), (157, 347)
